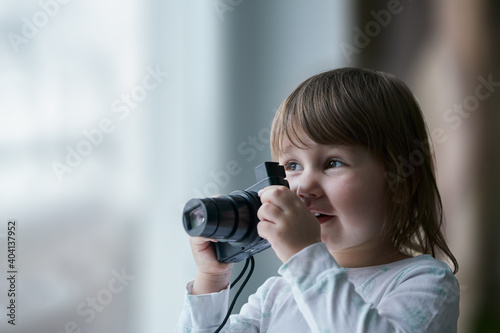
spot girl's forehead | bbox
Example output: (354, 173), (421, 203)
(279, 130), (313, 153)
(279, 127), (350, 151)
(279, 136), (356, 156)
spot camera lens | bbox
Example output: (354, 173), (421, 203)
(182, 191), (260, 244)
(188, 206), (206, 229)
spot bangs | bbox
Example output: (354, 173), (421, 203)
(271, 71), (377, 159)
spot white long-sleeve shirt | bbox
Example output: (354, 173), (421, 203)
(176, 243), (459, 332)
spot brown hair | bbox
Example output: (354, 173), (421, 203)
(271, 67), (458, 273)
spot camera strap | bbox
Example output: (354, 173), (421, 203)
(214, 256), (255, 333)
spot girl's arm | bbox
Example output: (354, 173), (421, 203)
(175, 276), (268, 332)
(175, 236), (261, 332)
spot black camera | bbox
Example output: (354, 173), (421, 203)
(182, 162), (289, 263)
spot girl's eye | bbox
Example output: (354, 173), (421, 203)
(327, 159), (344, 168)
(284, 162), (303, 171)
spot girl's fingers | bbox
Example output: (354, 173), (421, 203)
(259, 186), (296, 208)
(257, 201), (284, 224)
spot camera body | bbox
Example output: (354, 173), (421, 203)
(183, 162), (289, 263)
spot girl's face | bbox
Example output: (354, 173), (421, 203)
(278, 133), (391, 257)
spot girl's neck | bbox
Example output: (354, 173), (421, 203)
(329, 242), (411, 268)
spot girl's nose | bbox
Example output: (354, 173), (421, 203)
(294, 171), (322, 205)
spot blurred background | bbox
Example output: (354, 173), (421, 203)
(0, 0), (498, 332)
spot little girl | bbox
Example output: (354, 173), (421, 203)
(176, 68), (460, 332)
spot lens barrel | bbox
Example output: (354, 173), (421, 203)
(183, 190), (260, 244)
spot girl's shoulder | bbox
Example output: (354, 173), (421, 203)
(388, 254), (458, 287)
(346, 254), (454, 276)
(345, 254), (458, 292)
(384, 254), (456, 278)
(343, 255), (460, 310)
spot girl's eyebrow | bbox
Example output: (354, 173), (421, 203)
(280, 146), (293, 155)
(277, 151), (291, 161)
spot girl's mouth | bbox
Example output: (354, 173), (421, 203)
(314, 213), (334, 224)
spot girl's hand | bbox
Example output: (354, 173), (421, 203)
(257, 185), (321, 263)
(189, 236), (233, 295)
